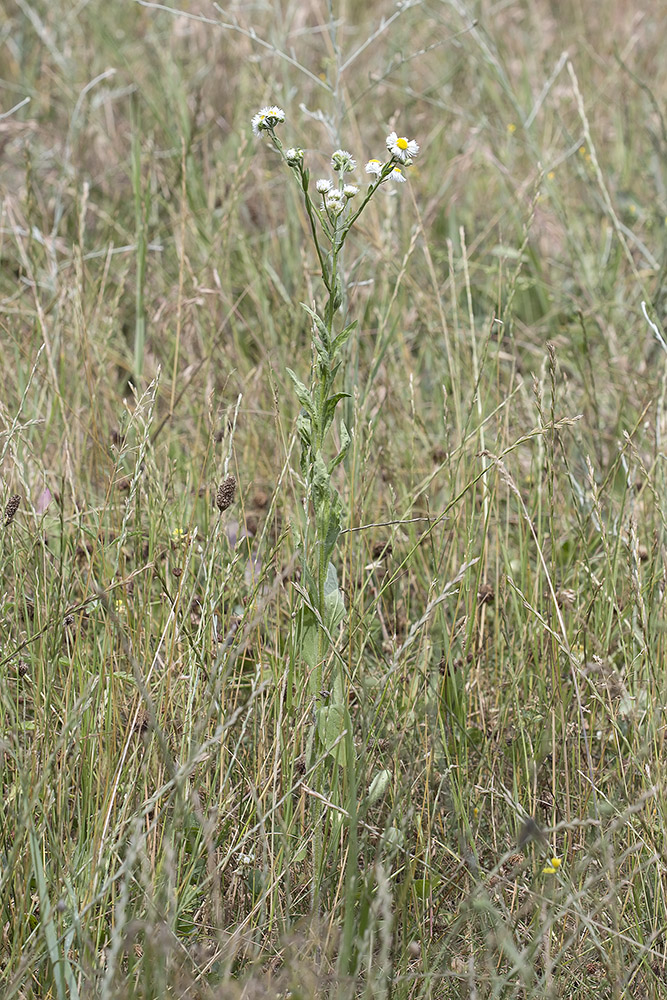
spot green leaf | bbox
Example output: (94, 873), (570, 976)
(316, 704), (347, 767)
(323, 488), (343, 565)
(299, 607), (320, 673)
(413, 876), (441, 901)
(286, 368), (314, 416)
(312, 451), (331, 515)
(366, 769), (391, 806)
(296, 411), (312, 447)
(328, 421), (351, 474)
(324, 561), (346, 631)
(332, 320), (358, 353)
(311, 332), (331, 365)
(296, 412), (312, 476)
(301, 303), (331, 351)
(331, 280), (343, 314)
(380, 825), (404, 851)
(322, 391), (351, 437)
(292, 839), (309, 864)
(301, 563), (318, 597)
(242, 866), (266, 901)
(332, 670), (346, 705)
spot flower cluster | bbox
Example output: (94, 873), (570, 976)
(251, 106), (286, 136)
(363, 130), (419, 182)
(234, 850), (256, 876)
(250, 107), (419, 204)
(285, 147), (304, 166)
(331, 149), (356, 173)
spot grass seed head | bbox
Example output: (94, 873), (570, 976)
(4, 493), (21, 526)
(217, 475), (237, 513)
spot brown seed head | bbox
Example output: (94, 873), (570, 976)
(372, 540), (392, 561)
(216, 475), (237, 513)
(4, 494), (20, 526)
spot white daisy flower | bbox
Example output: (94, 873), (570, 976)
(285, 147), (304, 165)
(385, 131), (419, 163)
(389, 166), (407, 183)
(331, 149), (356, 173)
(325, 190), (345, 214)
(316, 178), (333, 194)
(251, 106), (286, 136)
(365, 159), (383, 176)
(343, 184), (359, 198)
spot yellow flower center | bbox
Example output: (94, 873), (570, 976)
(394, 168), (403, 175)
(397, 137), (408, 150)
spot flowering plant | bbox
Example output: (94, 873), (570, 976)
(251, 106), (419, 762)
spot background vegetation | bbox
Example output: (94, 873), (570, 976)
(1, 0), (666, 995)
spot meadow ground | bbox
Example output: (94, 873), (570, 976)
(1, 0), (666, 996)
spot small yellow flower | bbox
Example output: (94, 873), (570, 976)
(172, 527), (186, 541)
(547, 171), (555, 181)
(507, 123), (516, 134)
(542, 856), (562, 874)
(578, 145), (587, 156)
(114, 599), (126, 616)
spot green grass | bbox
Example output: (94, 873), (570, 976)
(1, 0), (666, 996)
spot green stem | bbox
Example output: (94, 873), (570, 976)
(269, 131), (331, 289)
(130, 105), (147, 387)
(302, 178), (331, 290)
(337, 160), (397, 252)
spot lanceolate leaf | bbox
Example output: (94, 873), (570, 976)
(332, 320), (358, 353)
(328, 421), (351, 474)
(301, 303), (331, 351)
(286, 368), (314, 416)
(322, 391), (351, 437)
